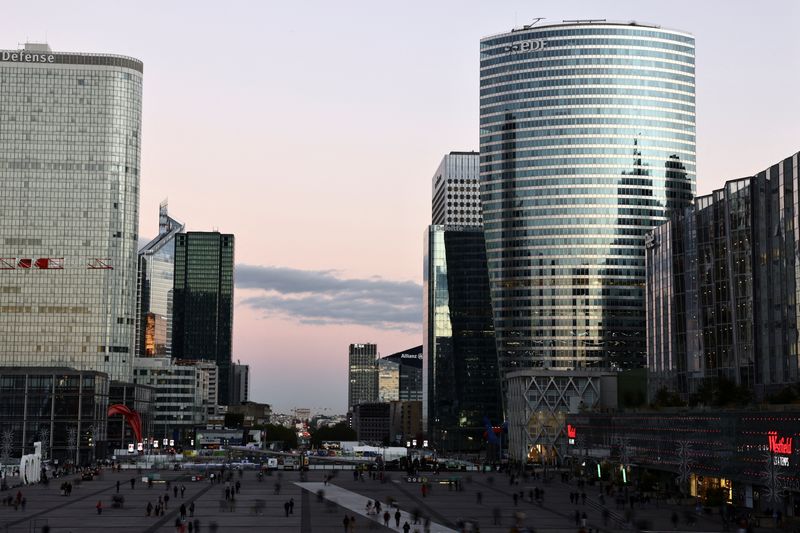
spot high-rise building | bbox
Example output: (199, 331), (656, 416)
(383, 345), (423, 401)
(135, 201), (184, 357)
(431, 152), (482, 225)
(348, 343), (378, 411)
(172, 232), (235, 404)
(0, 43), (143, 381)
(479, 22), (696, 373)
(646, 151), (800, 401)
(423, 225), (503, 450)
(377, 358), (400, 402)
(231, 362), (250, 405)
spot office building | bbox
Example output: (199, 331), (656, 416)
(0, 43), (144, 381)
(423, 225), (503, 450)
(646, 151), (800, 401)
(431, 152), (482, 225)
(135, 201), (184, 357)
(377, 358), (400, 402)
(348, 343), (378, 410)
(172, 232), (235, 404)
(506, 369), (617, 463)
(226, 401), (272, 428)
(0, 368), (110, 464)
(479, 22), (696, 372)
(352, 402), (391, 444)
(231, 362), (250, 405)
(383, 346), (423, 402)
(132, 357), (213, 442)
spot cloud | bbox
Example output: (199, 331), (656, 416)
(235, 264), (422, 331)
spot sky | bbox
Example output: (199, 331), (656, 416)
(3, 0), (799, 413)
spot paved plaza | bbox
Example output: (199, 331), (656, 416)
(0, 468), (737, 532)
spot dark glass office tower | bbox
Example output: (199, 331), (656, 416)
(423, 226), (502, 451)
(647, 151), (800, 401)
(172, 232), (235, 404)
(384, 345), (423, 401)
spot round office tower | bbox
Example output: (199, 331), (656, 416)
(479, 21), (695, 373)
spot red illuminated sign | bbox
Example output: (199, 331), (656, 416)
(768, 431), (793, 455)
(1, 258), (64, 270)
(567, 424), (577, 439)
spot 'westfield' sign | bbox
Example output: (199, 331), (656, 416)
(768, 431), (793, 455)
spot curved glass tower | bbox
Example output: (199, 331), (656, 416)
(479, 22), (695, 372)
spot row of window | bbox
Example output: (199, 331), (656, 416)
(480, 75), (693, 97)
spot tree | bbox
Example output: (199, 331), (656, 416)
(255, 424), (297, 450)
(224, 413), (245, 428)
(309, 423), (356, 448)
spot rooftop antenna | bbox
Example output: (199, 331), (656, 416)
(523, 17), (545, 29)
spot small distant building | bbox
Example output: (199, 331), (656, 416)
(230, 362), (250, 405)
(352, 403), (391, 444)
(226, 401), (272, 428)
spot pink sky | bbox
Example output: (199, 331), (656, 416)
(3, 0), (799, 412)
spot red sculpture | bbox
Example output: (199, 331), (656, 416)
(108, 404), (142, 444)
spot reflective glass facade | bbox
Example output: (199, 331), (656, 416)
(384, 345), (423, 402)
(0, 367), (109, 464)
(423, 226), (502, 450)
(348, 343), (378, 410)
(172, 232), (234, 404)
(647, 152), (800, 400)
(480, 23), (695, 372)
(0, 44), (143, 381)
(135, 200), (184, 357)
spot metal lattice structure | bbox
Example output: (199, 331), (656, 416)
(506, 370), (617, 463)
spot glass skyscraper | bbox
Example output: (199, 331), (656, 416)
(135, 200), (184, 357)
(348, 343), (378, 411)
(172, 232), (235, 404)
(423, 225), (503, 450)
(0, 43), (143, 381)
(479, 22), (695, 372)
(647, 152), (800, 401)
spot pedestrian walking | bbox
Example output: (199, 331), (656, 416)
(96, 500), (103, 515)
(383, 510), (390, 526)
(146, 502), (153, 516)
(165, 494), (170, 509)
(235, 480), (241, 494)
(395, 509), (402, 527)
(284, 501), (290, 517)
(289, 497), (294, 514)
(403, 521), (411, 533)
(342, 515), (350, 532)
(130, 478), (136, 489)
(180, 503), (187, 520)
(581, 511), (588, 527)
(174, 485), (178, 498)
(189, 501), (195, 517)
(181, 485), (186, 498)
(116, 480), (120, 493)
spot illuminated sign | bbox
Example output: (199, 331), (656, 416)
(768, 431), (793, 455)
(775, 456), (790, 467)
(567, 424), (576, 439)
